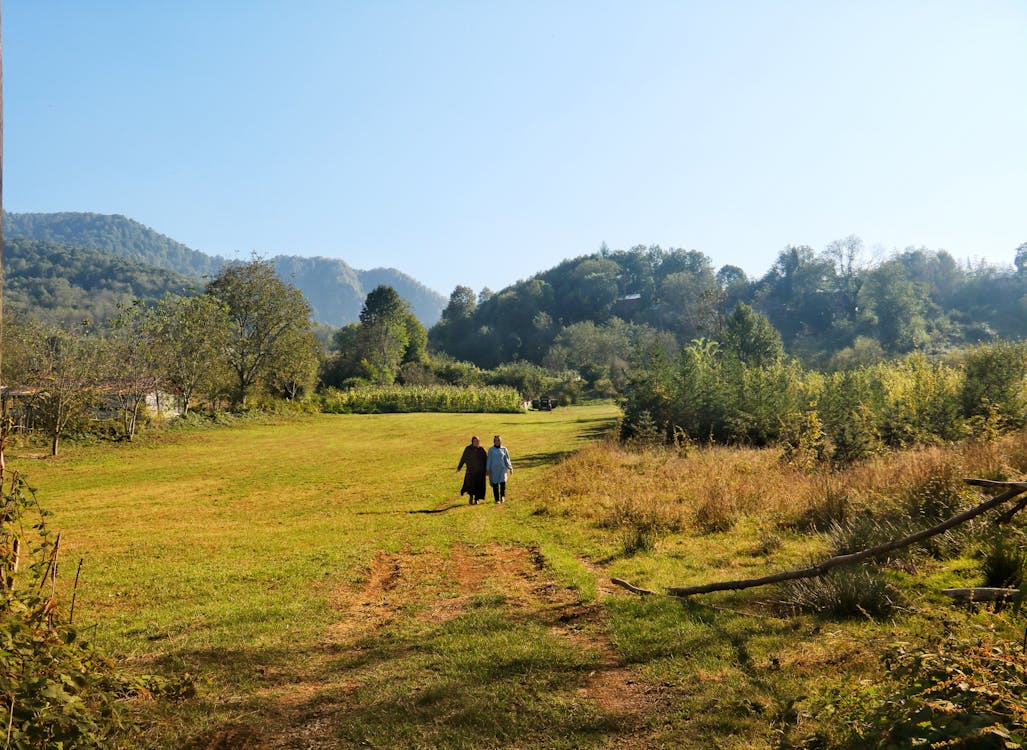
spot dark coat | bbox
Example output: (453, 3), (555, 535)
(458, 444), (487, 500)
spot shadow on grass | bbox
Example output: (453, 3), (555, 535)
(577, 415), (619, 440)
(170, 604), (630, 750)
(408, 503), (467, 514)
(517, 449), (577, 469)
(356, 500), (467, 515)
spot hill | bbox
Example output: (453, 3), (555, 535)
(271, 255), (446, 328)
(2, 237), (203, 326)
(4, 211), (226, 278)
(3, 211), (446, 327)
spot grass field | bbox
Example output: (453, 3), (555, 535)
(9, 404), (1027, 749)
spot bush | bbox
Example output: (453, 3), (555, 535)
(776, 566), (900, 618)
(845, 637), (1027, 748)
(961, 341), (1027, 429)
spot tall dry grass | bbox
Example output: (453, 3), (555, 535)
(536, 431), (1027, 544)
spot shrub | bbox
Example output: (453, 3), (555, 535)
(776, 566), (900, 618)
(875, 353), (964, 447)
(960, 340), (1027, 429)
(848, 637), (1027, 748)
(981, 533), (1026, 588)
(620, 409), (664, 447)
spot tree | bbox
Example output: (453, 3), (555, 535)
(144, 293), (232, 414)
(823, 235), (867, 324)
(721, 303), (784, 367)
(857, 261), (926, 353)
(356, 285), (412, 384)
(105, 303), (163, 440)
(429, 285), (478, 361)
(321, 323), (363, 388)
(18, 323), (103, 456)
(267, 326), (321, 400)
(755, 245), (837, 349)
(206, 260), (315, 406)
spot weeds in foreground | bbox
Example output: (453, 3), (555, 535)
(819, 636), (1027, 748)
(0, 472), (193, 748)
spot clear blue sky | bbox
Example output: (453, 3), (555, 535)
(5, 1), (1026, 296)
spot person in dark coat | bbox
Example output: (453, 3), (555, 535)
(457, 436), (487, 504)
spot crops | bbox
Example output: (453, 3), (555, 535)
(320, 384), (525, 413)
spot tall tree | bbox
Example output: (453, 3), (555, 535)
(357, 285), (411, 384)
(144, 293), (232, 413)
(206, 260), (314, 406)
(857, 261), (926, 353)
(721, 303), (784, 368)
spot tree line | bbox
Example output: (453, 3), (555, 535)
(6, 238), (1027, 459)
(3, 260), (319, 454)
(429, 239), (1027, 372)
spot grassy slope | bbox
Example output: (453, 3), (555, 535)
(10, 407), (1027, 749)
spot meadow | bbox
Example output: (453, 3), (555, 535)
(10, 403), (1027, 749)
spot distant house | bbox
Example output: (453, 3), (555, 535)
(1, 386), (42, 433)
(1, 384), (185, 436)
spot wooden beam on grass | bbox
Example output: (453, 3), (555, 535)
(612, 479), (1027, 599)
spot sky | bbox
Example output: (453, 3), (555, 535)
(5, 1), (1026, 297)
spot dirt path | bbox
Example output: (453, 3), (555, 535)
(196, 544), (659, 749)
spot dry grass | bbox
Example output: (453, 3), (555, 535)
(536, 431), (1027, 539)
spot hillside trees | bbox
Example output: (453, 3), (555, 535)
(207, 260), (316, 406)
(428, 285), (479, 362)
(857, 260), (928, 353)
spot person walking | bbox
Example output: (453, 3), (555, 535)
(486, 434), (513, 504)
(457, 436), (487, 504)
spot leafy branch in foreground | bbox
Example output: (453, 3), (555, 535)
(0, 472), (192, 748)
(814, 636), (1027, 749)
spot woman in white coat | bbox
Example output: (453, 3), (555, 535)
(485, 435), (513, 504)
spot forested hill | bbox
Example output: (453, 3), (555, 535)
(269, 256), (446, 328)
(4, 211), (226, 278)
(3, 211), (446, 327)
(430, 242), (1027, 369)
(3, 237), (203, 326)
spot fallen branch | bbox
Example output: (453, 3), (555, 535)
(611, 577), (655, 596)
(942, 587), (1019, 603)
(613, 479), (1027, 599)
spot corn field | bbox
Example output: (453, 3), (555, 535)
(320, 385), (525, 414)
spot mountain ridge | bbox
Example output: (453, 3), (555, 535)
(3, 211), (446, 327)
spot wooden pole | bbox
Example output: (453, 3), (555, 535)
(0, 0), (6, 482)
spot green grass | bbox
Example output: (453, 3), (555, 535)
(11, 405), (625, 747)
(9, 405), (1027, 749)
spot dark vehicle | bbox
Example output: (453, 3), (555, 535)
(531, 396), (557, 411)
